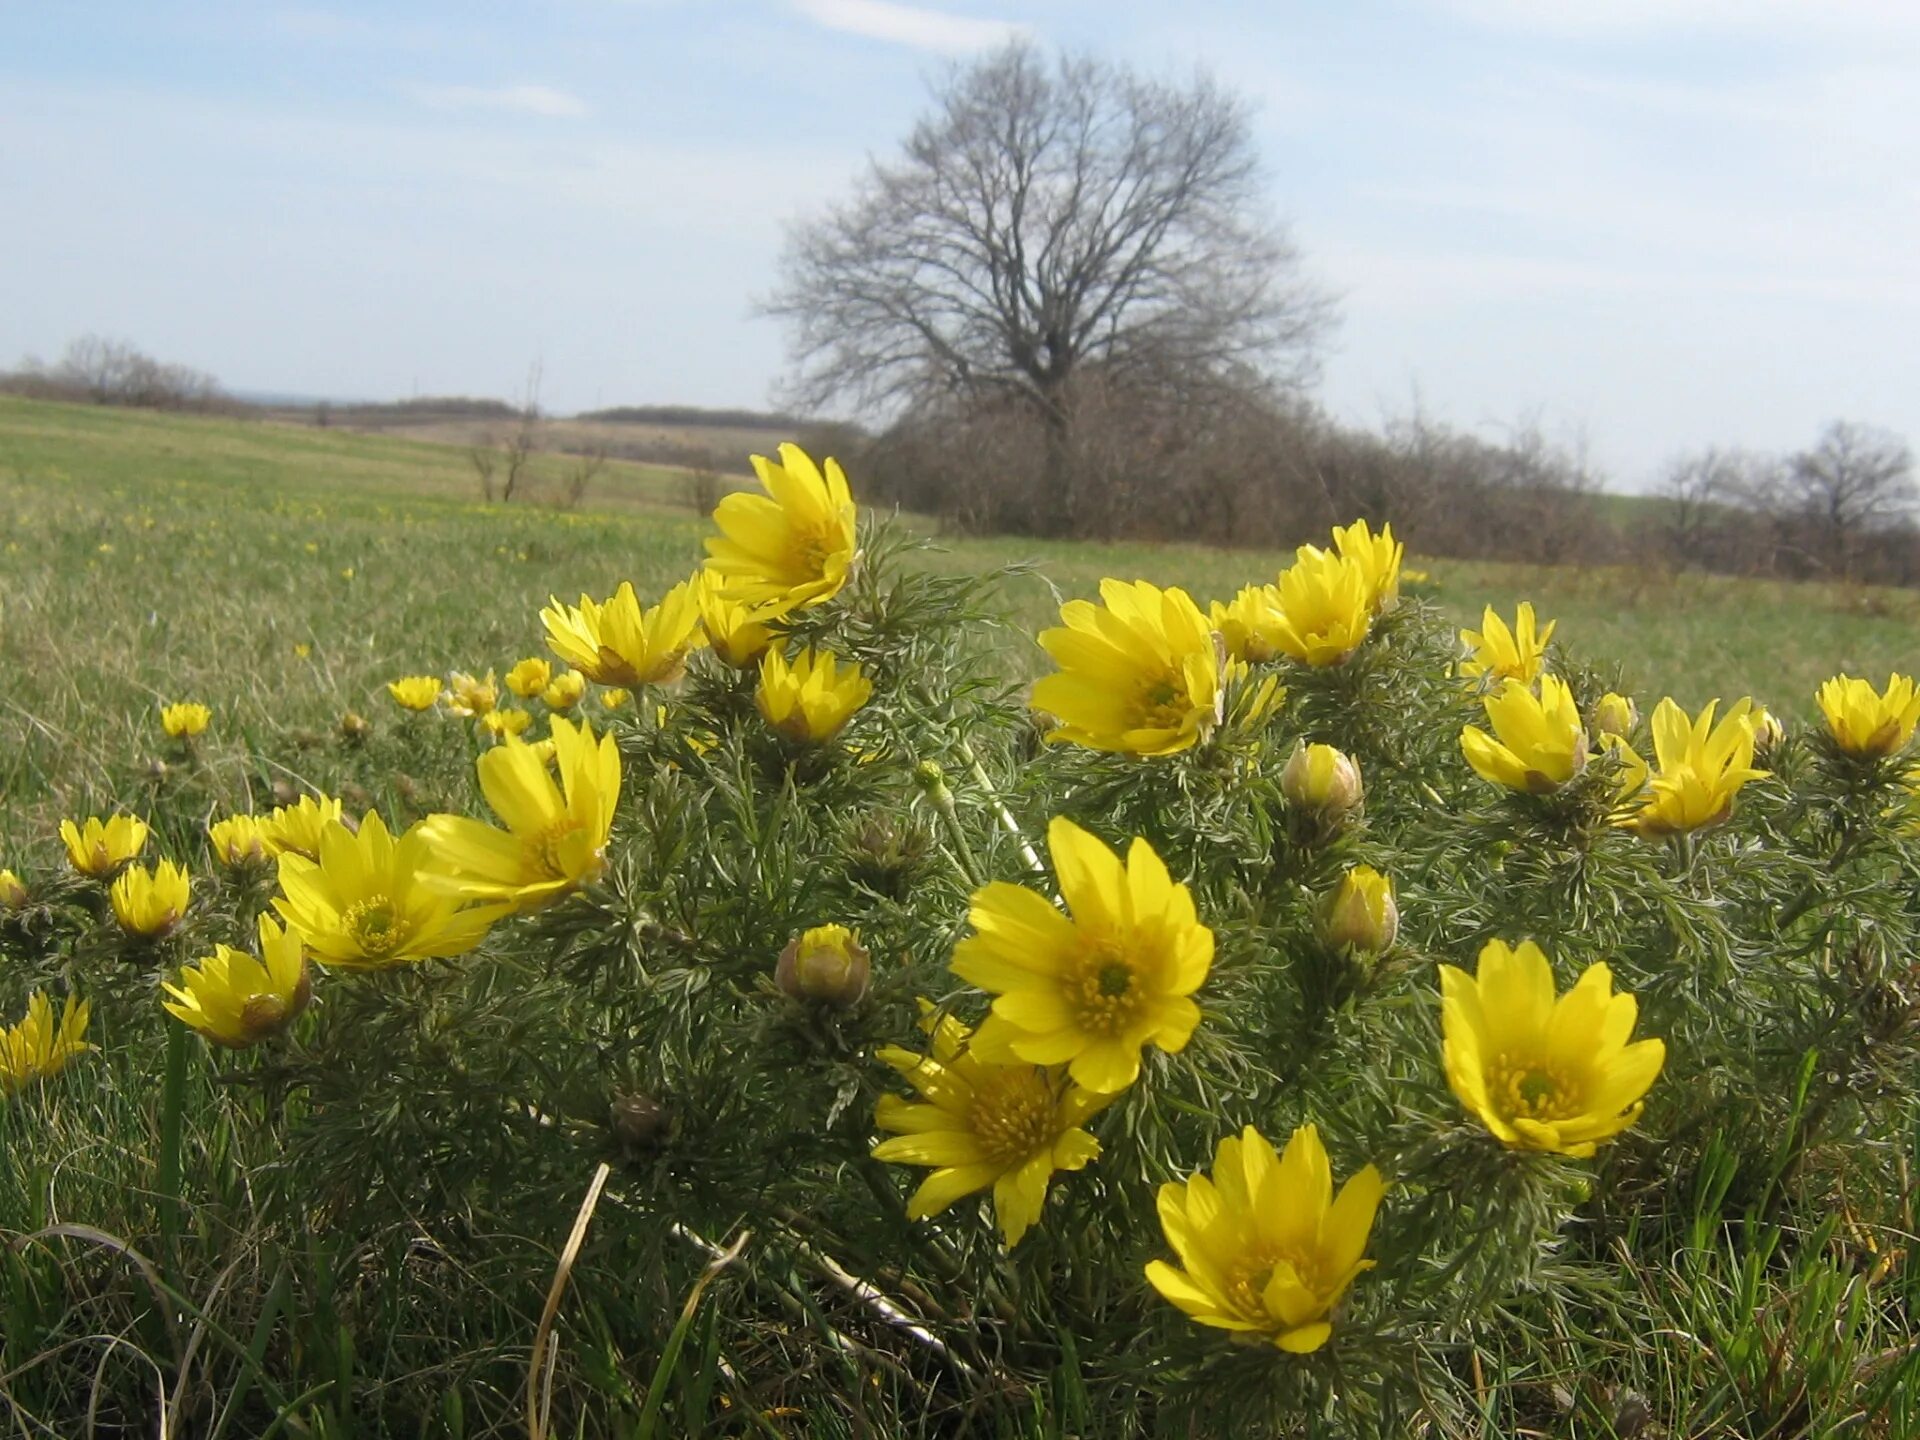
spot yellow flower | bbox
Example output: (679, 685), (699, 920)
(162, 914), (312, 1048)
(1146, 1124), (1385, 1354)
(418, 717), (620, 913)
(479, 708), (533, 741)
(1329, 518), (1403, 614)
(775, 924), (872, 1006)
(540, 670), (587, 711)
(872, 1008), (1106, 1247)
(0, 993), (94, 1096)
(1461, 676), (1588, 794)
(1281, 742), (1364, 817)
(1209, 584), (1288, 663)
(0, 869), (26, 909)
(704, 443), (858, 610)
(1459, 602), (1554, 686)
(504, 657), (553, 698)
(1611, 698), (1766, 837)
(1816, 673), (1920, 758)
(109, 859), (192, 938)
(540, 578), (707, 687)
(699, 577), (786, 668)
(208, 815), (271, 867)
(1320, 865), (1397, 953)
(274, 811), (499, 969)
(1031, 580), (1225, 756)
(159, 701), (211, 738)
(756, 646), (873, 744)
(262, 794), (344, 861)
(60, 814), (150, 877)
(953, 817), (1213, 1095)
(1440, 938), (1665, 1158)
(599, 687), (632, 711)
(445, 670), (498, 718)
(388, 675), (443, 711)
(1269, 549), (1373, 667)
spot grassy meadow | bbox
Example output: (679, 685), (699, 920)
(2, 393), (1913, 853)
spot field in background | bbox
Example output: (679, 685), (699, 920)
(2, 393), (1914, 849)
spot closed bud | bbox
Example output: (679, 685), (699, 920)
(1282, 743), (1364, 818)
(1590, 692), (1637, 741)
(339, 711), (371, 743)
(0, 870), (26, 910)
(609, 1091), (669, 1152)
(1751, 704), (1785, 760)
(1320, 865), (1398, 954)
(776, 924), (872, 1008)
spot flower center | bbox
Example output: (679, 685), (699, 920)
(1070, 938), (1146, 1037)
(1134, 672), (1191, 732)
(343, 896), (406, 957)
(967, 1069), (1058, 1165)
(526, 818), (596, 883)
(1488, 1053), (1583, 1123)
(1224, 1247), (1320, 1321)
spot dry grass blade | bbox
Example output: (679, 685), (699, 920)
(526, 1161), (611, 1440)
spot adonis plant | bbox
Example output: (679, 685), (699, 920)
(2, 443), (1919, 1437)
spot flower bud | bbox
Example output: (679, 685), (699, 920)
(0, 870), (26, 910)
(1751, 704), (1785, 760)
(1590, 692), (1637, 741)
(609, 1091), (669, 1152)
(1282, 743), (1364, 818)
(339, 711), (371, 744)
(776, 924), (872, 1008)
(1320, 865), (1398, 954)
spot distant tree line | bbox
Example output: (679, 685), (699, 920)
(2, 335), (226, 412)
(576, 404), (809, 431)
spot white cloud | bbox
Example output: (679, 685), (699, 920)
(409, 83), (588, 119)
(790, 0), (1027, 54)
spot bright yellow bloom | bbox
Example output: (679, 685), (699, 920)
(419, 717), (620, 913)
(109, 859), (192, 937)
(704, 443), (858, 610)
(1209, 584), (1288, 663)
(1321, 865), (1397, 953)
(1146, 1124), (1385, 1354)
(540, 670), (587, 711)
(504, 657), (552, 698)
(1816, 673), (1920, 758)
(1460, 602), (1554, 685)
(445, 670), (498, 718)
(479, 708), (533, 741)
(0, 870), (26, 909)
(162, 913), (312, 1048)
(756, 646), (872, 744)
(1440, 938), (1665, 1158)
(599, 687), (632, 710)
(388, 676), (443, 711)
(1269, 549), (1373, 667)
(274, 812), (499, 969)
(208, 815), (271, 867)
(1613, 698), (1767, 838)
(954, 818), (1213, 1095)
(1281, 742), (1364, 817)
(699, 577), (786, 668)
(872, 1008), (1107, 1247)
(159, 701), (211, 738)
(60, 814), (150, 877)
(541, 578), (707, 688)
(1031, 579), (1225, 756)
(1329, 518), (1403, 615)
(0, 993), (93, 1096)
(262, 794), (344, 861)
(1461, 676), (1588, 794)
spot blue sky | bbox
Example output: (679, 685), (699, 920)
(4, 1), (1916, 489)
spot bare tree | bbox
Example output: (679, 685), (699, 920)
(1783, 421), (1916, 579)
(469, 441), (499, 503)
(558, 446), (608, 510)
(764, 42), (1332, 534)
